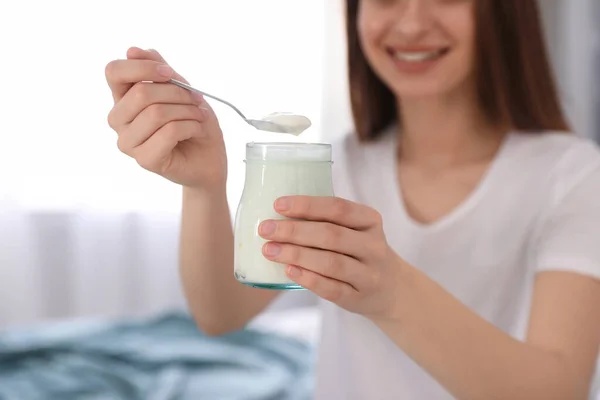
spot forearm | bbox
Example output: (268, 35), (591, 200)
(179, 186), (278, 335)
(373, 264), (588, 400)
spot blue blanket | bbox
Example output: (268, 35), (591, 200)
(0, 312), (314, 400)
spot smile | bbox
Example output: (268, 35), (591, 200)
(392, 48), (448, 62)
(386, 47), (450, 73)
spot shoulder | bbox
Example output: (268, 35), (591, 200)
(524, 133), (600, 280)
(509, 131), (600, 205)
(511, 130), (600, 159)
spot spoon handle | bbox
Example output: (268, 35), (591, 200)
(168, 79), (248, 121)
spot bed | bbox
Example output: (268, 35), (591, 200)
(0, 307), (321, 400)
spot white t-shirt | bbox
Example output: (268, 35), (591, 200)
(314, 128), (600, 400)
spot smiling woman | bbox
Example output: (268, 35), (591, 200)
(101, 0), (599, 399)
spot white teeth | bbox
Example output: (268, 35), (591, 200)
(394, 50), (444, 62)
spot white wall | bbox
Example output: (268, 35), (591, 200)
(320, 0), (353, 144)
(551, 0), (597, 140)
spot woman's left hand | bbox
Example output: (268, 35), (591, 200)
(258, 195), (404, 321)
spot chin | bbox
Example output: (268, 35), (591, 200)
(382, 67), (474, 101)
(389, 81), (455, 99)
(378, 68), (461, 97)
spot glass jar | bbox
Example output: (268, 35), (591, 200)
(234, 142), (334, 290)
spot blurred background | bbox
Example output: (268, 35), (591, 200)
(0, 0), (598, 398)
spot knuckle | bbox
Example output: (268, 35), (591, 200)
(303, 273), (318, 290)
(107, 109), (118, 130)
(190, 120), (204, 137)
(181, 104), (203, 123)
(323, 223), (342, 248)
(161, 116), (198, 143)
(178, 120), (201, 141)
(322, 285), (342, 303)
(116, 136), (129, 155)
(367, 240), (388, 259)
(323, 253), (341, 277)
(135, 152), (159, 172)
(371, 210), (383, 225)
(331, 197), (348, 218)
(288, 245), (302, 264)
(280, 220), (297, 240)
(176, 86), (193, 104)
(132, 82), (152, 104)
(146, 104), (167, 125)
(104, 60), (118, 80)
(293, 197), (311, 215)
(161, 120), (180, 140)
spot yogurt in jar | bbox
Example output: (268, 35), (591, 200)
(234, 142), (334, 290)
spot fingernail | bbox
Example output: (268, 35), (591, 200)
(287, 266), (302, 278)
(275, 198), (291, 211)
(264, 243), (281, 257)
(191, 92), (204, 103)
(259, 221), (276, 237)
(157, 64), (173, 77)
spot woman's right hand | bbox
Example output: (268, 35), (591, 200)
(105, 47), (227, 190)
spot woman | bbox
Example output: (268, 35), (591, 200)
(105, 0), (600, 398)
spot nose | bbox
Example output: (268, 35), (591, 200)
(392, 0), (433, 40)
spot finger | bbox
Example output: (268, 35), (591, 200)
(263, 242), (362, 288)
(274, 196), (382, 230)
(105, 58), (174, 103)
(108, 82), (204, 130)
(285, 265), (355, 304)
(258, 219), (367, 258)
(132, 120), (201, 173)
(118, 104), (209, 155)
(127, 46), (166, 62)
(126, 47), (188, 83)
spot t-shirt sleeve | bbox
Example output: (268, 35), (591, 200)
(534, 160), (600, 280)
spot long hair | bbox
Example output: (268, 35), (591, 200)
(346, 0), (570, 140)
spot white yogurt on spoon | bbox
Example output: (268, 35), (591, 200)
(248, 112), (312, 136)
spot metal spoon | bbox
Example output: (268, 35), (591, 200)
(168, 79), (310, 135)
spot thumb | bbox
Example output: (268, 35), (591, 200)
(126, 47), (189, 83)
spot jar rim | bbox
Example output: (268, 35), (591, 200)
(245, 142), (332, 162)
(246, 142), (331, 147)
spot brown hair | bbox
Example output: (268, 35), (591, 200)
(346, 0), (570, 141)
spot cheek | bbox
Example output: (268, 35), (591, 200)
(357, 10), (385, 59)
(455, 25), (476, 75)
(452, 12), (477, 66)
